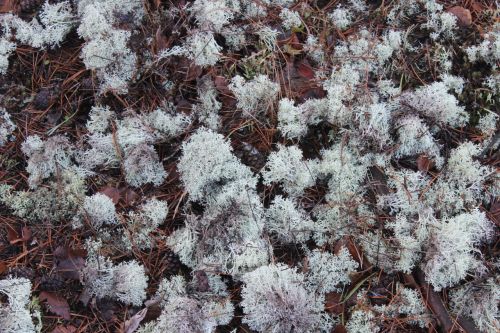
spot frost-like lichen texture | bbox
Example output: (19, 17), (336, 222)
(81, 240), (148, 306)
(265, 195), (314, 243)
(229, 74), (280, 118)
(449, 278), (499, 333)
(138, 274), (234, 333)
(159, 31), (223, 67)
(0, 277), (39, 333)
(241, 264), (332, 333)
(401, 81), (467, 127)
(422, 210), (494, 291)
(77, 0), (144, 93)
(262, 144), (318, 197)
(4, 1), (75, 49)
(73, 193), (118, 229)
(305, 248), (358, 294)
(122, 198), (168, 249)
(0, 38), (16, 74)
(177, 128), (256, 205)
(0, 107), (16, 146)
(1, 0), (499, 331)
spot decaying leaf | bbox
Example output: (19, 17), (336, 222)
(417, 154), (434, 172)
(100, 186), (121, 204)
(52, 325), (77, 333)
(54, 246), (86, 280)
(447, 6), (472, 27)
(122, 308), (148, 333)
(0, 0), (14, 13)
(40, 291), (71, 320)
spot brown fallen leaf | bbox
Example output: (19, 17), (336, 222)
(214, 76), (237, 107)
(416, 154), (433, 172)
(470, 1), (484, 13)
(21, 226), (32, 242)
(0, 0), (14, 13)
(40, 291), (71, 320)
(296, 61), (315, 80)
(193, 270), (210, 292)
(333, 325), (348, 333)
(447, 6), (472, 27)
(0, 261), (7, 275)
(324, 292), (343, 315)
(122, 308), (148, 333)
(6, 225), (19, 244)
(488, 200), (500, 226)
(185, 63), (203, 81)
(54, 246), (86, 280)
(100, 186), (121, 204)
(120, 187), (139, 206)
(155, 27), (168, 53)
(52, 325), (77, 333)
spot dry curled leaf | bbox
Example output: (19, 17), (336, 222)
(6, 225), (19, 244)
(155, 27), (168, 52)
(0, 261), (7, 275)
(447, 6), (472, 27)
(296, 61), (315, 80)
(324, 292), (343, 315)
(52, 325), (76, 333)
(54, 246), (86, 280)
(100, 186), (121, 204)
(417, 154), (434, 172)
(119, 187), (139, 206)
(0, 0), (14, 13)
(40, 291), (71, 320)
(122, 308), (148, 333)
(21, 226), (32, 241)
(333, 325), (348, 333)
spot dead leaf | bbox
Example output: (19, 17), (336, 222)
(214, 76), (237, 107)
(155, 27), (168, 52)
(283, 44), (302, 56)
(0, 261), (7, 275)
(193, 270), (210, 292)
(96, 297), (118, 322)
(214, 76), (230, 93)
(333, 325), (348, 333)
(122, 308), (148, 333)
(100, 186), (121, 204)
(185, 63), (203, 81)
(40, 291), (71, 320)
(52, 325), (76, 333)
(21, 226), (32, 242)
(6, 225), (18, 244)
(488, 201), (500, 226)
(54, 246), (86, 280)
(416, 154), (433, 172)
(120, 187), (139, 206)
(470, 1), (484, 13)
(279, 32), (302, 50)
(296, 61), (315, 80)
(0, 0), (14, 13)
(324, 292), (343, 315)
(447, 6), (472, 27)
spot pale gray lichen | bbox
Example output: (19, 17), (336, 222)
(0, 277), (40, 333)
(0, 107), (16, 146)
(241, 263), (333, 333)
